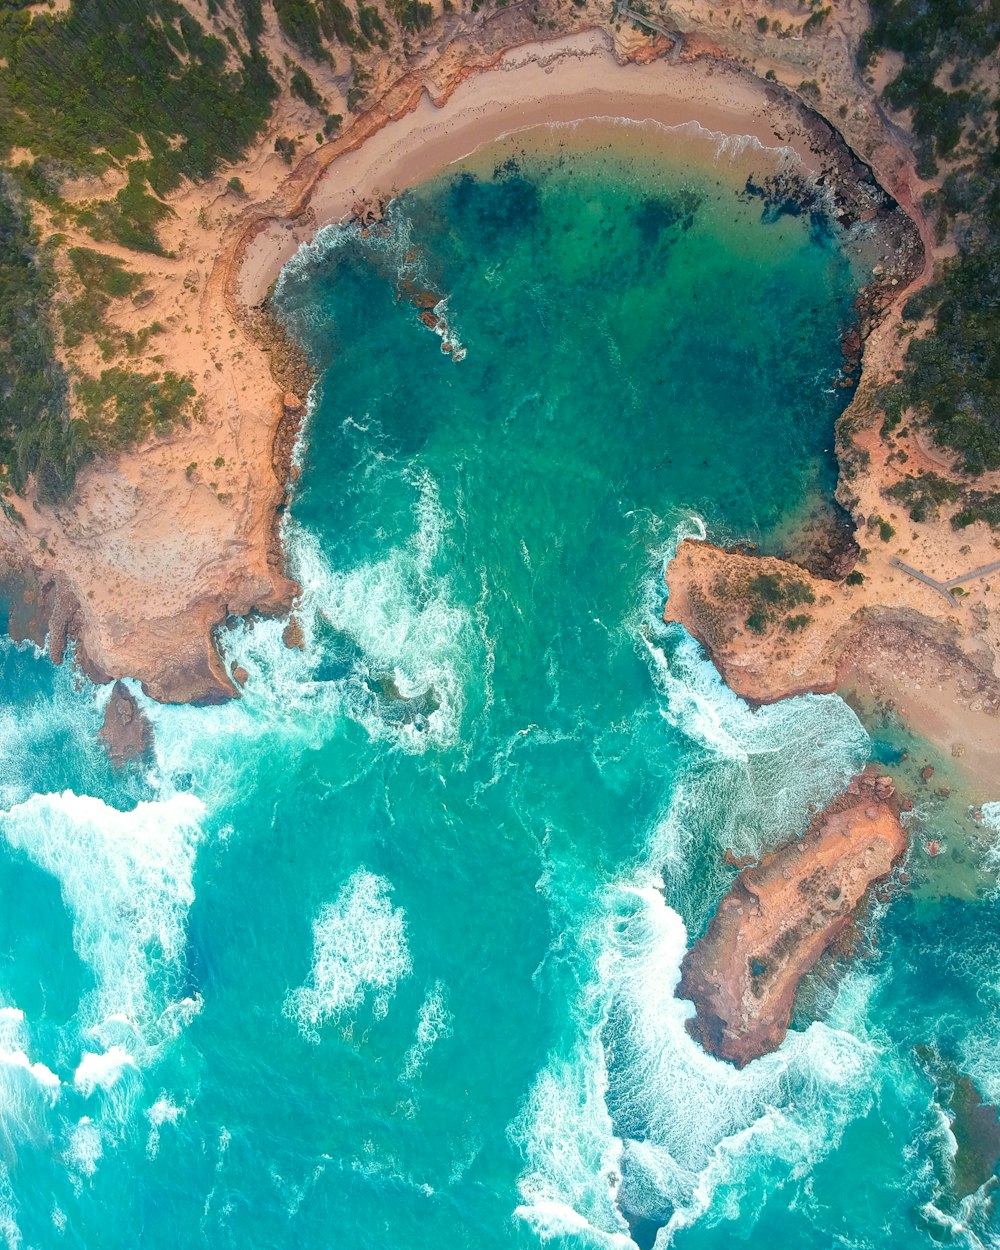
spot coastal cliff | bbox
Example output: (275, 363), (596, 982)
(679, 769), (908, 1067)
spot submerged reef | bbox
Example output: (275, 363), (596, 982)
(679, 768), (907, 1067)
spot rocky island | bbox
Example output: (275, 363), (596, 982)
(679, 770), (908, 1067)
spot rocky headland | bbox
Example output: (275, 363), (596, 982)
(663, 537), (1000, 804)
(679, 768), (907, 1067)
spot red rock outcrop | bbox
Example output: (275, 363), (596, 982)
(678, 769), (907, 1067)
(99, 681), (154, 767)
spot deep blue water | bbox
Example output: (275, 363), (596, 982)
(0, 124), (996, 1250)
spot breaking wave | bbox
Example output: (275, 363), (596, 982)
(0, 790), (204, 1067)
(513, 519), (877, 1244)
(284, 869), (412, 1041)
(513, 884), (882, 1247)
(401, 981), (453, 1083)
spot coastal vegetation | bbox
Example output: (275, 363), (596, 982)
(742, 571), (815, 635)
(0, 0), (279, 206)
(862, 0), (1000, 514)
(0, 181), (74, 505)
(60, 247), (143, 350)
(1, 0), (997, 536)
(0, 0), (469, 506)
(0, 0), (286, 499)
(74, 368), (196, 451)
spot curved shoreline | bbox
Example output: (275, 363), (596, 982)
(232, 32), (831, 307)
(0, 27), (933, 706)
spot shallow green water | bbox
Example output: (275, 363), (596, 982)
(0, 125), (997, 1249)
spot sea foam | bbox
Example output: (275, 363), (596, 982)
(514, 552), (877, 1244)
(0, 1006), (61, 1153)
(284, 869), (412, 1041)
(74, 1047), (139, 1096)
(0, 790), (205, 1064)
(146, 466), (474, 802)
(401, 981), (453, 1082)
(513, 885), (880, 1246)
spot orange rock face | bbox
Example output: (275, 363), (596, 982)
(678, 770), (908, 1067)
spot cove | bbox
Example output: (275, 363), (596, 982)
(0, 123), (995, 1250)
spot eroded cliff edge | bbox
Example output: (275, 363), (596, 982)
(663, 537), (1000, 800)
(679, 769), (907, 1068)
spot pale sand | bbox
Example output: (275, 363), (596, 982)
(840, 646), (1000, 806)
(239, 31), (821, 304)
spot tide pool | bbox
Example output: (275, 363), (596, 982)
(0, 124), (996, 1249)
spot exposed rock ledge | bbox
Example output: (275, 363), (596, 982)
(663, 539), (1000, 715)
(679, 768), (907, 1067)
(99, 681), (153, 767)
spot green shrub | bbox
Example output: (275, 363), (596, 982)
(742, 571), (815, 635)
(60, 247), (143, 347)
(845, 570), (865, 586)
(316, 0), (359, 45)
(75, 367), (195, 449)
(952, 491), (1000, 529)
(885, 471), (962, 521)
(275, 137), (298, 164)
(274, 0), (331, 61)
(803, 7), (830, 33)
(859, 0), (1000, 476)
(358, 4), (389, 43)
(0, 1), (278, 191)
(389, 0), (433, 30)
(290, 67), (323, 109)
(0, 184), (80, 501)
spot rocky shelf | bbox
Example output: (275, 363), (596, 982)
(679, 769), (908, 1067)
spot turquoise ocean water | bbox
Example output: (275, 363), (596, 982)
(0, 123), (998, 1249)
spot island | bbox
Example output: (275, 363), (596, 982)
(679, 768), (908, 1067)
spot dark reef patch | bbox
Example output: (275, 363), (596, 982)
(446, 170), (542, 246)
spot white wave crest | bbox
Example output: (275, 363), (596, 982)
(401, 981), (453, 1082)
(513, 885), (881, 1246)
(0, 790), (205, 1065)
(0, 1166), (20, 1250)
(284, 870), (412, 1040)
(641, 629), (868, 893)
(146, 467), (473, 800)
(64, 1117), (103, 1183)
(145, 1094), (184, 1159)
(0, 1007), (61, 1152)
(74, 1047), (139, 1096)
(281, 468), (471, 750)
(981, 802), (1000, 878)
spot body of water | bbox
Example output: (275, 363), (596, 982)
(0, 124), (996, 1249)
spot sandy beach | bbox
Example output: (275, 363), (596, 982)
(239, 32), (825, 304)
(4, 16), (995, 822)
